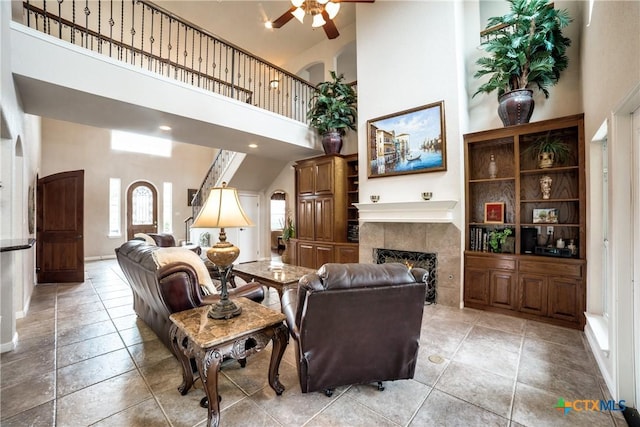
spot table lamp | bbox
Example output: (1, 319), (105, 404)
(191, 182), (253, 319)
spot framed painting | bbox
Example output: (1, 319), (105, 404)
(484, 202), (505, 224)
(367, 101), (447, 178)
(532, 208), (558, 224)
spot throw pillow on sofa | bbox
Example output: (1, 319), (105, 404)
(152, 247), (218, 295)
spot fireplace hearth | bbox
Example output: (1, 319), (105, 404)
(374, 248), (436, 304)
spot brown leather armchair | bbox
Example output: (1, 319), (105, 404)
(280, 262), (428, 396)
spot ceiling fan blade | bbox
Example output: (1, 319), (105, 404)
(271, 6), (297, 29)
(321, 10), (340, 39)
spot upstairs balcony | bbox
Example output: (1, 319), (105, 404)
(11, 0), (324, 167)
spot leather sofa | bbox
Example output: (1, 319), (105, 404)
(281, 262), (428, 395)
(115, 239), (264, 353)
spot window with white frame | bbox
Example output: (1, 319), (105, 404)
(109, 178), (121, 236)
(163, 182), (172, 233)
(111, 130), (172, 157)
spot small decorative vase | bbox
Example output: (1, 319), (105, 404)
(321, 131), (343, 154)
(540, 175), (553, 199)
(538, 152), (554, 168)
(497, 89), (534, 127)
(488, 154), (497, 179)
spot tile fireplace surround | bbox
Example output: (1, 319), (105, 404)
(359, 222), (461, 307)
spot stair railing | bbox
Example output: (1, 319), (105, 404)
(190, 149), (235, 220)
(22, 0), (316, 123)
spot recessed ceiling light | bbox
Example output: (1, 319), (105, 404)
(159, 125), (171, 131)
(248, 143), (258, 148)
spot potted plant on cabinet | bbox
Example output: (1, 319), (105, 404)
(473, 0), (572, 127)
(523, 132), (571, 168)
(488, 228), (514, 253)
(281, 216), (296, 264)
(307, 71), (357, 154)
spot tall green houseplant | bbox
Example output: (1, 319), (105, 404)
(307, 71), (357, 154)
(473, 0), (572, 126)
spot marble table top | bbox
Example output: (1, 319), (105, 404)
(232, 261), (316, 285)
(169, 298), (285, 348)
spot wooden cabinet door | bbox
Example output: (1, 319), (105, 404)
(335, 245), (358, 263)
(314, 197), (334, 241)
(297, 199), (315, 240)
(315, 244), (334, 269)
(297, 163), (315, 196)
(298, 243), (316, 269)
(464, 268), (490, 305)
(314, 159), (334, 194)
(490, 270), (516, 309)
(519, 274), (548, 316)
(548, 277), (583, 323)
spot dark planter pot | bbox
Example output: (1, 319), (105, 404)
(322, 131), (343, 154)
(497, 89), (534, 127)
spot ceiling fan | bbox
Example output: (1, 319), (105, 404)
(266, 0), (375, 40)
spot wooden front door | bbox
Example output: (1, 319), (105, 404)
(126, 181), (158, 240)
(37, 170), (85, 283)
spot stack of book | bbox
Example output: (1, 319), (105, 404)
(469, 226), (488, 252)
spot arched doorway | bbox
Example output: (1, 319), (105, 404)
(126, 181), (158, 240)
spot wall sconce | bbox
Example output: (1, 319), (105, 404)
(269, 79), (279, 89)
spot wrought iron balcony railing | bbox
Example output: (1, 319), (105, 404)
(22, 0), (316, 123)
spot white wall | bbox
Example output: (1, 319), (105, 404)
(580, 0), (640, 405)
(356, 1), (465, 229)
(0, 0), (40, 351)
(40, 118), (217, 258)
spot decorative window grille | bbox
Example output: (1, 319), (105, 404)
(132, 186), (154, 225)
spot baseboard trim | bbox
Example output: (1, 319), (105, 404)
(624, 406), (640, 427)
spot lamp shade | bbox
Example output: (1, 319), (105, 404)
(311, 13), (326, 28)
(292, 7), (306, 24)
(325, 1), (340, 19)
(192, 185), (254, 229)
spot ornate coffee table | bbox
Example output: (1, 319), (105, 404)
(232, 261), (316, 297)
(169, 298), (288, 427)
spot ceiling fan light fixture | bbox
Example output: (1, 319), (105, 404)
(292, 7), (306, 23)
(312, 12), (326, 28)
(291, 0), (304, 7)
(325, 1), (340, 19)
(317, 0), (329, 4)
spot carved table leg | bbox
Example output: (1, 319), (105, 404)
(170, 324), (194, 395)
(268, 323), (289, 396)
(196, 348), (223, 427)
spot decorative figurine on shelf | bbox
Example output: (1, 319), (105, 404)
(540, 175), (553, 199)
(567, 239), (577, 255)
(488, 154), (498, 179)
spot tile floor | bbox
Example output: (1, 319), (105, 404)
(0, 259), (628, 426)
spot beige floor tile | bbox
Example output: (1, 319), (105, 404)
(57, 331), (125, 368)
(92, 398), (171, 426)
(57, 348), (137, 397)
(0, 346), (55, 389)
(517, 352), (604, 401)
(305, 395), (398, 427)
(436, 360), (515, 418)
(128, 338), (174, 368)
(512, 382), (615, 427)
(0, 400), (55, 426)
(410, 389), (509, 426)
(453, 339), (520, 378)
(57, 319), (117, 347)
(219, 398), (281, 427)
(56, 370), (152, 426)
(521, 337), (596, 374)
(0, 371), (55, 420)
(346, 379), (431, 425)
